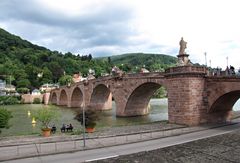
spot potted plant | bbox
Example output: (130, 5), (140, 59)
(75, 107), (99, 133)
(33, 108), (59, 137)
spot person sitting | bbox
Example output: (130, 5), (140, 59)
(60, 124), (66, 132)
(230, 65), (235, 75)
(66, 123), (73, 132)
(51, 124), (57, 134)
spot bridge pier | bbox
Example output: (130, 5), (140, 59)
(165, 66), (208, 126)
(90, 93), (112, 110)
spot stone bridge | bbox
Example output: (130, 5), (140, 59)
(49, 64), (240, 126)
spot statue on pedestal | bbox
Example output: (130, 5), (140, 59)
(177, 37), (191, 66)
(179, 37), (187, 55)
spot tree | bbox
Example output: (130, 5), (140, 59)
(33, 109), (59, 129)
(58, 75), (73, 86)
(16, 87), (29, 94)
(47, 62), (64, 83)
(0, 108), (12, 133)
(16, 79), (31, 88)
(41, 67), (53, 84)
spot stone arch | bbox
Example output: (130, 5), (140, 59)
(51, 92), (57, 104)
(209, 91), (240, 113)
(124, 82), (162, 116)
(90, 84), (112, 110)
(208, 90), (240, 122)
(70, 87), (83, 107)
(59, 89), (68, 106)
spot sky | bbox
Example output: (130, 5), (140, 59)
(0, 0), (240, 69)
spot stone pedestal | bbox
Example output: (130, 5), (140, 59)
(177, 54), (190, 66)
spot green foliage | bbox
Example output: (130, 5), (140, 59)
(33, 108), (59, 129)
(16, 79), (31, 88)
(0, 96), (20, 105)
(0, 108), (12, 133)
(153, 86), (167, 98)
(16, 87), (29, 94)
(58, 75), (73, 86)
(97, 53), (177, 73)
(75, 108), (99, 128)
(33, 98), (41, 104)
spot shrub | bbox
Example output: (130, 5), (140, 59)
(33, 98), (41, 104)
(0, 108), (12, 133)
(0, 96), (20, 105)
(33, 108), (59, 129)
(16, 87), (29, 94)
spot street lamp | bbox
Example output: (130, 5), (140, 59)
(82, 87), (86, 147)
(204, 52), (207, 67)
(226, 56), (229, 67)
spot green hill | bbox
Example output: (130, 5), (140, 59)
(98, 53), (177, 72)
(0, 27), (176, 92)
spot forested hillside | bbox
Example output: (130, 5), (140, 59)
(0, 28), (177, 92)
(104, 53), (177, 72)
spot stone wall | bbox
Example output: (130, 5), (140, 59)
(21, 94), (43, 104)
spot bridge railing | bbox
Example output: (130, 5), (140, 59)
(165, 65), (208, 74)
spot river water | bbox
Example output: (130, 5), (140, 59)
(1, 98), (240, 137)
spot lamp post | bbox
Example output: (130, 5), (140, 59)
(82, 88), (86, 147)
(226, 56), (229, 67)
(209, 60), (211, 68)
(204, 52), (207, 67)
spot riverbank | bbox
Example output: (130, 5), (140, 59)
(1, 110), (240, 143)
(0, 120), (183, 146)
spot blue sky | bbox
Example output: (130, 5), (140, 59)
(0, 0), (240, 69)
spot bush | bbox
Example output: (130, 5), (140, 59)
(0, 108), (12, 133)
(0, 96), (20, 105)
(16, 87), (29, 94)
(33, 98), (41, 104)
(33, 108), (59, 129)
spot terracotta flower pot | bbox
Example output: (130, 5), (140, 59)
(41, 128), (51, 137)
(86, 127), (95, 133)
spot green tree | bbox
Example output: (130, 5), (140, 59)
(16, 79), (31, 88)
(0, 108), (12, 133)
(58, 75), (73, 86)
(41, 67), (53, 84)
(16, 87), (29, 94)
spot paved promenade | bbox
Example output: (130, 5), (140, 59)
(0, 120), (239, 162)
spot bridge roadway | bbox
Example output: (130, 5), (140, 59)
(3, 120), (240, 163)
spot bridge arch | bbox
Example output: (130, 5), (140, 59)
(59, 89), (68, 106)
(208, 90), (240, 122)
(90, 84), (112, 110)
(70, 87), (83, 107)
(50, 92), (57, 104)
(124, 82), (162, 116)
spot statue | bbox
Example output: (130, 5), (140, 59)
(179, 37), (187, 55)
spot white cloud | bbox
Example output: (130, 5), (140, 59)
(0, 0), (240, 68)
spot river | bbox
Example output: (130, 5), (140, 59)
(1, 98), (240, 137)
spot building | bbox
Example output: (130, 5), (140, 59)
(72, 73), (82, 83)
(0, 79), (6, 96)
(32, 89), (41, 95)
(40, 83), (59, 93)
(5, 84), (16, 94)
